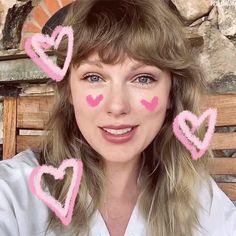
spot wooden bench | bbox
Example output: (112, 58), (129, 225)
(200, 93), (236, 202)
(3, 95), (54, 157)
(2, 94), (236, 201)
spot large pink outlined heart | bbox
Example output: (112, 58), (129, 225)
(28, 159), (83, 225)
(172, 108), (217, 160)
(24, 26), (74, 82)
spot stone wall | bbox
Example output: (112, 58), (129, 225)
(0, 0), (73, 150)
(0, 0), (235, 202)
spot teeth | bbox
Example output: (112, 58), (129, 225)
(103, 127), (132, 135)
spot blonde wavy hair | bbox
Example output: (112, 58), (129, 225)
(40, 0), (214, 235)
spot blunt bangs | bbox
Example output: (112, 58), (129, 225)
(68, 0), (192, 72)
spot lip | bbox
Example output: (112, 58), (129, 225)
(101, 124), (138, 129)
(99, 125), (138, 144)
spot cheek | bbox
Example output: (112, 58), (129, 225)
(71, 93), (91, 123)
(140, 96), (159, 112)
(142, 99), (168, 129)
(86, 94), (104, 107)
(143, 113), (166, 144)
(70, 84), (100, 109)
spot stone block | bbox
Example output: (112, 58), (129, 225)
(209, 73), (236, 93)
(2, 1), (33, 49)
(215, 0), (236, 36)
(198, 21), (236, 87)
(0, 0), (16, 45)
(0, 56), (57, 82)
(171, 0), (213, 21)
(22, 84), (55, 95)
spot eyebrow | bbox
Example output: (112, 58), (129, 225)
(79, 60), (148, 71)
(79, 60), (103, 68)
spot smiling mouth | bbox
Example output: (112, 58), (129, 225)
(101, 127), (134, 135)
(99, 126), (139, 144)
(99, 124), (139, 135)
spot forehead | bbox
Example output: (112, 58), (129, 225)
(76, 52), (164, 73)
(79, 53), (140, 66)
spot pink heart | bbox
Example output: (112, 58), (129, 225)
(28, 159), (83, 225)
(172, 108), (217, 160)
(141, 96), (158, 112)
(24, 26), (74, 82)
(86, 94), (103, 107)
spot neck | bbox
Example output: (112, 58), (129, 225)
(103, 156), (141, 202)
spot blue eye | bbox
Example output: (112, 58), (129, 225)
(82, 74), (103, 83)
(134, 75), (156, 85)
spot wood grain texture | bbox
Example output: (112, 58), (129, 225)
(200, 93), (236, 126)
(210, 158), (236, 175)
(16, 135), (44, 153)
(210, 133), (236, 150)
(217, 183), (236, 201)
(17, 95), (54, 129)
(3, 97), (17, 160)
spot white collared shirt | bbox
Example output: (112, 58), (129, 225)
(0, 149), (235, 236)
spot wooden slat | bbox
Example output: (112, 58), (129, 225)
(217, 183), (236, 201)
(16, 135), (44, 153)
(17, 96), (54, 129)
(17, 113), (51, 129)
(3, 97), (17, 160)
(210, 133), (236, 150)
(200, 94), (236, 126)
(210, 158), (236, 175)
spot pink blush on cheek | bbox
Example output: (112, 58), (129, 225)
(86, 94), (104, 107)
(141, 96), (159, 112)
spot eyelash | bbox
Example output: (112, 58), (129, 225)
(81, 73), (157, 85)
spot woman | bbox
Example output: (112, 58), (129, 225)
(0, 0), (235, 235)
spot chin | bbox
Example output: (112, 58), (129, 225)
(100, 152), (140, 164)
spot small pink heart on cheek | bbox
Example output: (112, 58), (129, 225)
(86, 94), (103, 107)
(141, 96), (159, 112)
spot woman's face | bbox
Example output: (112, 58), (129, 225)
(69, 53), (172, 163)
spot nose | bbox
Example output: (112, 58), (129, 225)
(104, 84), (131, 117)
